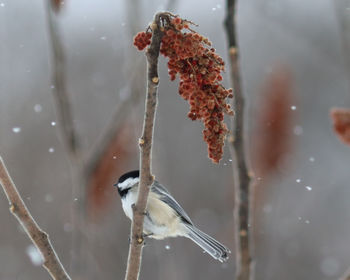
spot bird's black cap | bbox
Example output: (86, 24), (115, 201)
(114, 170), (139, 187)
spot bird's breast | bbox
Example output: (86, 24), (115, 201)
(121, 189), (186, 239)
(121, 190), (137, 220)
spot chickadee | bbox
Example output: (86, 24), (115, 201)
(115, 170), (230, 262)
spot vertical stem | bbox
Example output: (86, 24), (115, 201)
(45, 3), (86, 277)
(124, 13), (164, 280)
(46, 3), (79, 156)
(224, 1), (254, 279)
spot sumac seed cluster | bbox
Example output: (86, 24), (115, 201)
(133, 16), (233, 163)
(133, 32), (152, 51)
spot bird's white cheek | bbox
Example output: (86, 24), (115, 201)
(121, 192), (137, 220)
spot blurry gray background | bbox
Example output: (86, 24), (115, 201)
(1, 0), (349, 279)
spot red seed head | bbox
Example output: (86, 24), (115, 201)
(134, 15), (233, 163)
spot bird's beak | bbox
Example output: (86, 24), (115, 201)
(113, 183), (118, 187)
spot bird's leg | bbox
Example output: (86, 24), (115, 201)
(143, 232), (153, 238)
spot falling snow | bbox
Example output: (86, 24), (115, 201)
(34, 104), (42, 113)
(212, 4), (221, 11)
(45, 194), (53, 203)
(26, 245), (44, 266)
(293, 125), (303, 135)
(12, 127), (21, 133)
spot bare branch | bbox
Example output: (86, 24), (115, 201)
(46, 2), (79, 156)
(124, 12), (165, 280)
(224, 1), (254, 279)
(0, 157), (71, 280)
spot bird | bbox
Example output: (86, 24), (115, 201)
(115, 170), (230, 262)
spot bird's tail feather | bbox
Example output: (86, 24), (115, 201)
(185, 224), (230, 262)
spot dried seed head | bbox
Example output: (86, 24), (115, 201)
(133, 14), (234, 163)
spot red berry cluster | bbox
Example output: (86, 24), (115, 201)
(133, 16), (233, 163)
(133, 31), (152, 51)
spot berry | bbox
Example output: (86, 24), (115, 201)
(133, 32), (152, 51)
(134, 16), (234, 163)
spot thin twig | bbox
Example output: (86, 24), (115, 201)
(224, 1), (254, 279)
(0, 157), (71, 280)
(46, 2), (79, 156)
(124, 12), (165, 280)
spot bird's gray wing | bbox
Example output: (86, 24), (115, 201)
(152, 180), (171, 195)
(152, 181), (193, 225)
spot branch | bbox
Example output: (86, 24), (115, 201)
(0, 157), (71, 280)
(224, 1), (254, 279)
(124, 12), (165, 280)
(340, 267), (350, 280)
(46, 2), (79, 156)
